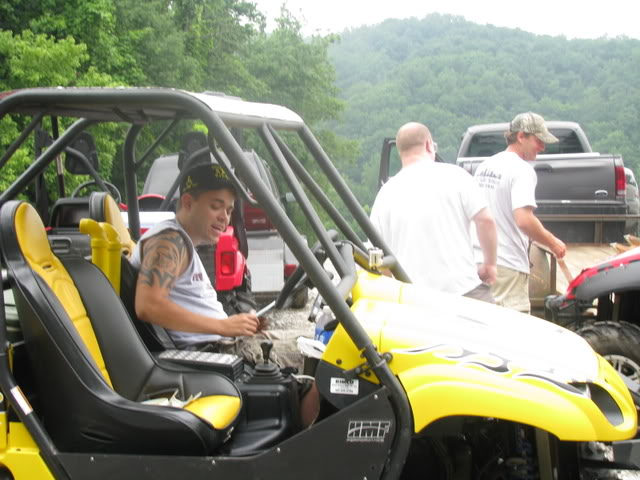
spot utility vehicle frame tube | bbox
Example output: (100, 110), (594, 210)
(52, 117), (66, 198)
(135, 118), (180, 169)
(266, 125), (367, 251)
(0, 89), (414, 479)
(283, 129), (412, 479)
(203, 109), (412, 480)
(0, 118), (94, 206)
(298, 126), (411, 284)
(209, 147), (259, 208)
(258, 124), (349, 278)
(123, 125), (143, 240)
(0, 113), (44, 170)
(336, 242), (358, 299)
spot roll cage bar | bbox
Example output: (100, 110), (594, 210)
(0, 87), (412, 478)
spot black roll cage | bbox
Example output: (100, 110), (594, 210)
(0, 87), (413, 479)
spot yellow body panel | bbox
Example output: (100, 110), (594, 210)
(322, 271), (637, 442)
(0, 421), (54, 480)
(398, 356), (635, 441)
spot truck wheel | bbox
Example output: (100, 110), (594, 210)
(576, 321), (640, 382)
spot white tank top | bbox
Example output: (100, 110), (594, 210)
(130, 218), (229, 348)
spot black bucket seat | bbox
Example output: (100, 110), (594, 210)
(0, 200), (242, 455)
(88, 192), (175, 351)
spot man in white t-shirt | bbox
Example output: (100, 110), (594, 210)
(370, 122), (497, 301)
(474, 112), (566, 313)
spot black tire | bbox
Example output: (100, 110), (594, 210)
(400, 437), (453, 480)
(0, 466), (14, 480)
(576, 321), (640, 382)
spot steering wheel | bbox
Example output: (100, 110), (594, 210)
(71, 180), (122, 205)
(274, 232), (337, 310)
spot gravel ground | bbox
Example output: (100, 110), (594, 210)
(263, 291), (316, 331)
(259, 288), (317, 371)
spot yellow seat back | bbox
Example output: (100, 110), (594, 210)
(14, 203), (113, 386)
(100, 194), (136, 258)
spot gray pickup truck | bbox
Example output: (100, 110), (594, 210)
(456, 121), (631, 243)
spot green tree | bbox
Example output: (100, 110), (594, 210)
(0, 30), (117, 193)
(0, 0), (358, 234)
(329, 13), (640, 207)
(244, 6), (343, 124)
(239, 6), (359, 237)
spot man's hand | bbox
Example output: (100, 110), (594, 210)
(249, 309), (269, 332)
(221, 312), (260, 337)
(477, 263), (497, 285)
(514, 207), (567, 260)
(551, 237), (567, 259)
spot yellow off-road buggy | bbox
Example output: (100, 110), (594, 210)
(0, 88), (639, 479)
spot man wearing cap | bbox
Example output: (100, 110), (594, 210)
(131, 163), (306, 366)
(473, 112), (566, 313)
(131, 163), (262, 345)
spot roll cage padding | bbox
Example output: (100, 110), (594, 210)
(0, 201), (241, 455)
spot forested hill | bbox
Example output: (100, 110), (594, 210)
(328, 14), (640, 208)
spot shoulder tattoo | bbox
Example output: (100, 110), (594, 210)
(138, 231), (189, 288)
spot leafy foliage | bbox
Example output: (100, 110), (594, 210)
(329, 14), (640, 208)
(0, 29), (117, 193)
(0, 0), (352, 221)
(244, 7), (344, 124)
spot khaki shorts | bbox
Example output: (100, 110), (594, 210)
(463, 283), (495, 303)
(490, 265), (530, 313)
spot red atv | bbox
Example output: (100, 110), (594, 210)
(545, 243), (640, 383)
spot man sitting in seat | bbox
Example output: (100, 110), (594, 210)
(131, 163), (310, 368)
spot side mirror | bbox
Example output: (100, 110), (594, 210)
(65, 132), (99, 175)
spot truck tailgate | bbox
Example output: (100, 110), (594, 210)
(534, 154), (622, 203)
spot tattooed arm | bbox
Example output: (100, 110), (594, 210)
(135, 230), (260, 337)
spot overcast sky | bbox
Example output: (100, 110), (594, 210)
(253, 0), (640, 40)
